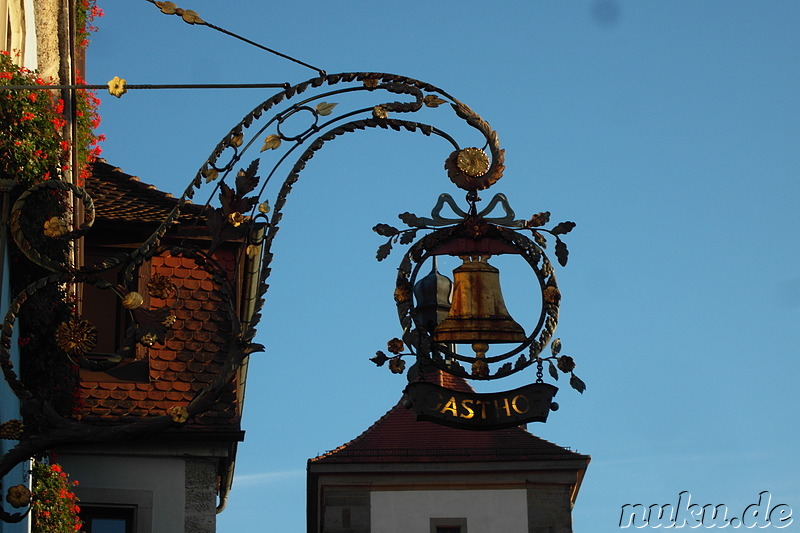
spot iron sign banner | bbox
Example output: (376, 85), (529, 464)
(404, 381), (558, 430)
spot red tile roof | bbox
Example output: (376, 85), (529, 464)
(77, 163), (243, 433)
(311, 371), (587, 464)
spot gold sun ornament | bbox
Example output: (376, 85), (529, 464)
(55, 318), (97, 356)
(147, 274), (176, 299)
(444, 147), (505, 191)
(456, 147), (490, 177)
(43, 216), (68, 238)
(107, 76), (127, 98)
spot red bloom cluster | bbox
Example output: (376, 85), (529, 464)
(32, 462), (82, 533)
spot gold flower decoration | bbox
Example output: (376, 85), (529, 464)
(543, 286), (561, 305)
(228, 212), (248, 228)
(139, 332), (158, 347)
(387, 338), (404, 355)
(258, 201), (270, 214)
(472, 359), (489, 378)
(445, 146), (505, 191)
(372, 106), (388, 119)
(456, 148), (490, 177)
(168, 406), (189, 423)
(107, 76), (127, 98)
(55, 318), (97, 356)
(5, 484), (31, 508)
(147, 274), (176, 299)
(122, 291), (144, 310)
(557, 355), (575, 373)
(362, 78), (379, 88)
(43, 216), (68, 238)
(394, 283), (411, 304)
(162, 314), (177, 328)
(229, 133), (244, 147)
(388, 357), (406, 374)
(203, 168), (219, 183)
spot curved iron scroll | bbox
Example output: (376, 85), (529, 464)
(0, 72), (507, 501)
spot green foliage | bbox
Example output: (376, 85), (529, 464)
(31, 462), (82, 533)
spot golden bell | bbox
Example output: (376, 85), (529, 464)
(433, 255), (526, 346)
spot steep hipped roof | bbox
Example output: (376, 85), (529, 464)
(311, 372), (588, 464)
(86, 159), (203, 224)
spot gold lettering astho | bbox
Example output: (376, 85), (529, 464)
(440, 396), (458, 416)
(512, 395), (529, 414)
(460, 399), (475, 419)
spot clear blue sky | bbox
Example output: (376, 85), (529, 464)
(87, 1), (799, 531)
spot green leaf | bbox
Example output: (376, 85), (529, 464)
(555, 238), (569, 266)
(548, 360), (559, 381)
(373, 223), (399, 237)
(570, 373), (586, 394)
(551, 221), (576, 235)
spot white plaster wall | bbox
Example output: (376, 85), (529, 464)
(371, 489), (528, 533)
(59, 454), (185, 533)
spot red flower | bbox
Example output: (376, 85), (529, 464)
(27, 93), (37, 102)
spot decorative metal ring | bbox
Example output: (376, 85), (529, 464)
(396, 227), (558, 379)
(276, 106), (319, 142)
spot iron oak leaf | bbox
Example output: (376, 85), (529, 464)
(555, 238), (569, 266)
(551, 221), (576, 235)
(398, 212), (426, 228)
(526, 211), (551, 227)
(376, 241), (393, 261)
(373, 223), (399, 237)
(399, 229), (418, 245)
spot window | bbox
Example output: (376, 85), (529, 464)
(80, 505), (135, 533)
(430, 518), (467, 533)
(79, 246), (150, 382)
(74, 488), (152, 533)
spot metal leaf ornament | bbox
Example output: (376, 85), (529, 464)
(315, 102), (337, 116)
